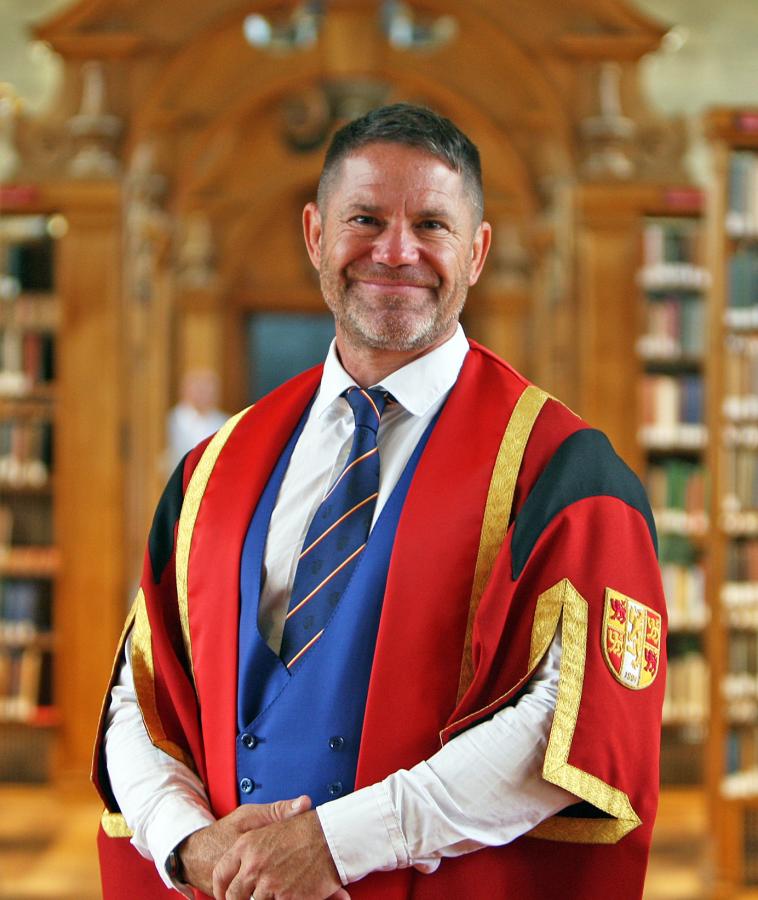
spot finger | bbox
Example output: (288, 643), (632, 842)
(211, 847), (241, 900)
(331, 890), (351, 899)
(224, 868), (255, 900)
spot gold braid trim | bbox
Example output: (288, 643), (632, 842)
(175, 407), (252, 685)
(101, 809), (133, 838)
(99, 415), (250, 840)
(130, 588), (196, 771)
(456, 385), (549, 703)
(96, 596), (140, 837)
(527, 578), (642, 844)
(94, 595), (139, 766)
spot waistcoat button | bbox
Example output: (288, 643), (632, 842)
(240, 778), (254, 794)
(329, 736), (344, 751)
(241, 733), (258, 749)
(328, 781), (343, 797)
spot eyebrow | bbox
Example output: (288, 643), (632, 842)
(341, 202), (454, 219)
(415, 208), (453, 220)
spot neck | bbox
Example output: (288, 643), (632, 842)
(335, 325), (457, 387)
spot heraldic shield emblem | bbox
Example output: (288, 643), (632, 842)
(602, 587), (661, 690)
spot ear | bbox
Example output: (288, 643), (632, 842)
(303, 202), (323, 270)
(468, 220), (493, 287)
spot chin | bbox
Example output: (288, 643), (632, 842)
(348, 314), (447, 353)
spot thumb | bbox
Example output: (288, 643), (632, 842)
(237, 794), (312, 828)
(331, 890), (351, 900)
(279, 794), (312, 820)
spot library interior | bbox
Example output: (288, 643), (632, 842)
(1, 0), (758, 897)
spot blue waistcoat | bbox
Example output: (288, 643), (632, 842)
(236, 407), (436, 806)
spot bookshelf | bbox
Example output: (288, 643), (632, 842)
(637, 204), (711, 784)
(705, 108), (758, 892)
(0, 212), (61, 780)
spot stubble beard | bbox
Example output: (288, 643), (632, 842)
(320, 269), (468, 353)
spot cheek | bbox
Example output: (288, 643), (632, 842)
(324, 236), (365, 271)
(431, 247), (468, 282)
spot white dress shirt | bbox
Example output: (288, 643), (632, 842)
(104, 325), (574, 893)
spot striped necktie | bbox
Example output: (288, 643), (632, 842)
(280, 387), (387, 669)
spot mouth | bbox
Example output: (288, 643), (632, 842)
(352, 278), (436, 293)
(345, 264), (439, 292)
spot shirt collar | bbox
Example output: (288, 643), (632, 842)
(313, 324), (469, 418)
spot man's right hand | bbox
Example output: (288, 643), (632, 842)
(178, 795), (312, 896)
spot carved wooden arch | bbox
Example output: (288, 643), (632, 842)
(120, 1), (574, 211)
(126, 0), (573, 140)
(172, 73), (539, 210)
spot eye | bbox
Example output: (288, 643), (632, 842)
(418, 220), (448, 232)
(350, 215), (380, 226)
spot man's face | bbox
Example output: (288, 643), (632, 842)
(303, 142), (491, 356)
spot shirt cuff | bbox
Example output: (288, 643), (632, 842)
(317, 782), (409, 884)
(141, 791), (217, 896)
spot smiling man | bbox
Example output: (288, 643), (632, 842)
(93, 104), (666, 900)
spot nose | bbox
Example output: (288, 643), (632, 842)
(372, 220), (420, 267)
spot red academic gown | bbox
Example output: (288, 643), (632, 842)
(93, 341), (666, 899)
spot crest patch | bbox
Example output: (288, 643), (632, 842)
(602, 587), (661, 690)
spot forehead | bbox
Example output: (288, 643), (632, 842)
(328, 143), (468, 211)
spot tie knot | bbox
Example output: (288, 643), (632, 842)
(345, 387), (387, 433)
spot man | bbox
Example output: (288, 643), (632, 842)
(93, 104), (666, 900)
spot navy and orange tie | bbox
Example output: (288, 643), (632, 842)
(279, 387), (387, 669)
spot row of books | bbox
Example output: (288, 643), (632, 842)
(640, 218), (708, 291)
(723, 396), (758, 422)
(0, 500), (53, 549)
(662, 651), (708, 724)
(642, 219), (702, 265)
(0, 579), (52, 640)
(646, 459), (706, 517)
(637, 295), (705, 360)
(640, 374), (704, 432)
(0, 295), (58, 330)
(723, 583), (758, 629)
(723, 337), (758, 412)
(661, 562), (708, 629)
(727, 246), (758, 308)
(724, 425), (758, 450)
(0, 330), (55, 396)
(0, 421), (52, 488)
(724, 691), (758, 731)
(0, 231), (54, 297)
(722, 448), (758, 514)
(727, 151), (758, 238)
(0, 646), (51, 721)
(726, 539), (758, 582)
(726, 630), (758, 682)
(724, 735), (758, 784)
(722, 510), (758, 535)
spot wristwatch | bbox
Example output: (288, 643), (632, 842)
(167, 847), (185, 883)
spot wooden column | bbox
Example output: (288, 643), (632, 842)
(53, 181), (125, 778)
(574, 183), (643, 470)
(465, 285), (532, 378)
(176, 287), (225, 383)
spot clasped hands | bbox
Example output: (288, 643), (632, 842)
(178, 795), (351, 900)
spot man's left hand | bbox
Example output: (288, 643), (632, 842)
(211, 809), (350, 900)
